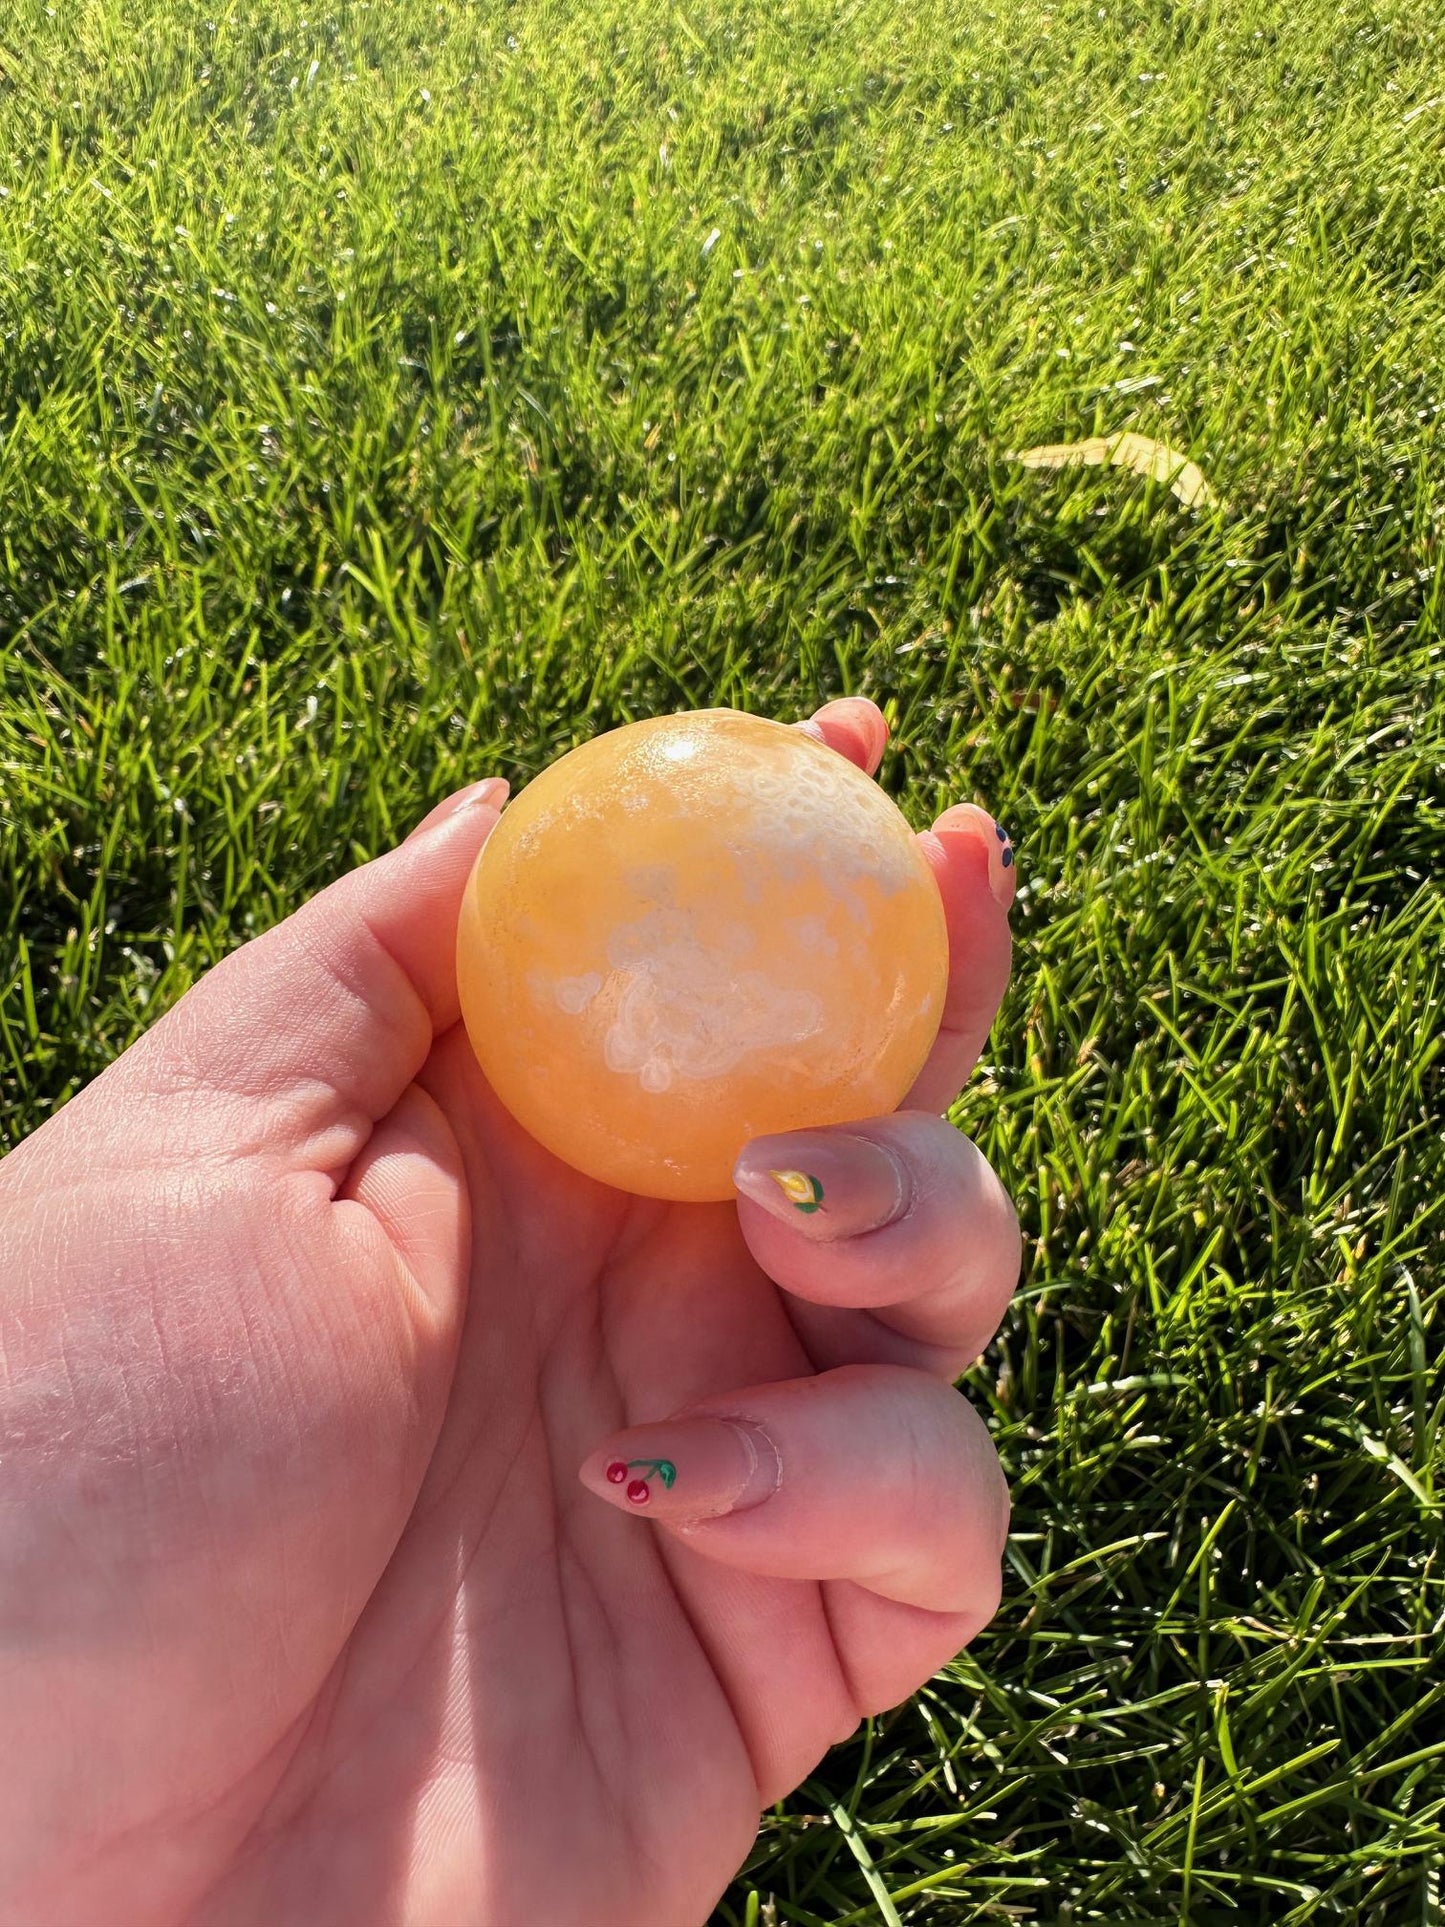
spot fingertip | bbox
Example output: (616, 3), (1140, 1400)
(732, 1113), (1021, 1377)
(926, 803), (1016, 914)
(661, 1364), (1007, 1617)
(407, 777), (510, 845)
(796, 698), (889, 774)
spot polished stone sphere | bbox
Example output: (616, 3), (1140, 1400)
(456, 709), (948, 1200)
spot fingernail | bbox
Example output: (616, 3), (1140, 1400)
(733, 1131), (911, 1240)
(407, 777), (509, 842)
(932, 802), (1017, 913)
(813, 696), (889, 769)
(794, 718), (828, 743)
(579, 1417), (781, 1523)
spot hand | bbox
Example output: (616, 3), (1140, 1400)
(0, 699), (1019, 1927)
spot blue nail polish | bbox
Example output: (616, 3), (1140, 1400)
(1002, 847), (1014, 868)
(995, 822), (1009, 842)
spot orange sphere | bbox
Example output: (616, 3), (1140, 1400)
(456, 709), (948, 1201)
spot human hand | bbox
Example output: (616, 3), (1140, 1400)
(0, 698), (1019, 1927)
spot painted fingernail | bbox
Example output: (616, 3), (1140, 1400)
(932, 802), (1017, 912)
(993, 823), (1018, 908)
(580, 1417), (781, 1522)
(408, 777), (509, 842)
(733, 1131), (911, 1240)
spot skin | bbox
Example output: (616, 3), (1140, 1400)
(0, 699), (1019, 1927)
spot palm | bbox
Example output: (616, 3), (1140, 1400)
(202, 1028), (858, 1926)
(1, 1031), (829, 1927)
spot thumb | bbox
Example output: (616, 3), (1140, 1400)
(125, 779), (507, 1155)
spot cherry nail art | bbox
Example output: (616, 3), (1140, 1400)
(584, 1420), (781, 1522)
(611, 1458), (677, 1504)
(995, 821), (1015, 868)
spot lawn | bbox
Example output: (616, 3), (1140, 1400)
(3, 0), (1444, 1918)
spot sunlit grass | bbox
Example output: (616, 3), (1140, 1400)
(3, 0), (1443, 1918)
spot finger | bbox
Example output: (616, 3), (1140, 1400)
(405, 775), (510, 843)
(792, 696), (888, 774)
(906, 803), (1016, 1110)
(578, 1362), (1008, 1619)
(127, 778), (509, 1165)
(732, 1109), (1021, 1374)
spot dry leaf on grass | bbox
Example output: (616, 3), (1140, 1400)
(1009, 432), (1218, 509)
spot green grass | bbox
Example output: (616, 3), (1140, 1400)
(3, 0), (1444, 1917)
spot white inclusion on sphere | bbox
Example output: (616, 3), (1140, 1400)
(732, 750), (916, 895)
(528, 969), (603, 1014)
(557, 972), (604, 1014)
(602, 907), (822, 1092)
(791, 914), (838, 956)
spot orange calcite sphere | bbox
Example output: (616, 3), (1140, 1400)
(456, 709), (949, 1201)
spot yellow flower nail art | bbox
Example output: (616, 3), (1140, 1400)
(769, 1169), (825, 1214)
